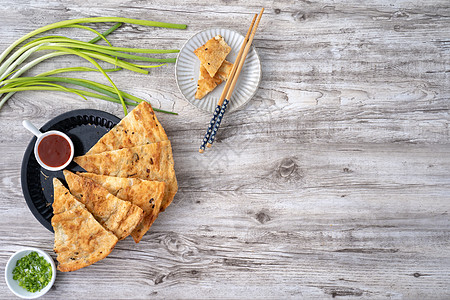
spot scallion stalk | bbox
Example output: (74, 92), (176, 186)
(0, 17), (186, 64)
(0, 18), (186, 115)
(37, 67), (123, 77)
(61, 25), (113, 46)
(0, 85), (138, 106)
(1, 76), (177, 115)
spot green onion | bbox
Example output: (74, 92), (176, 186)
(61, 25), (113, 46)
(31, 44), (129, 114)
(12, 252), (52, 293)
(87, 22), (123, 44)
(0, 85), (135, 106)
(0, 17), (186, 115)
(0, 17), (186, 64)
(0, 23), (123, 109)
(0, 76), (177, 115)
(37, 66), (123, 77)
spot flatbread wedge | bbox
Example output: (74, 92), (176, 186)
(51, 178), (118, 272)
(194, 35), (231, 78)
(215, 60), (234, 81)
(86, 101), (168, 155)
(52, 177), (83, 214)
(77, 172), (165, 243)
(195, 60), (233, 99)
(73, 140), (177, 212)
(63, 170), (144, 240)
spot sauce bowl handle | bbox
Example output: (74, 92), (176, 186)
(22, 120), (43, 138)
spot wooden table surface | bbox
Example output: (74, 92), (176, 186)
(0, 1), (449, 299)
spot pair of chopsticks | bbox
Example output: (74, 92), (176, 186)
(199, 8), (264, 153)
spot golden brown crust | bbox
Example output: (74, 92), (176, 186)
(195, 60), (233, 99)
(73, 140), (177, 212)
(195, 64), (223, 99)
(52, 178), (82, 214)
(77, 172), (165, 243)
(63, 170), (144, 240)
(86, 101), (168, 155)
(51, 179), (118, 272)
(216, 60), (234, 81)
(194, 35), (231, 78)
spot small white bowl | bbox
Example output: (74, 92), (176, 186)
(5, 248), (56, 299)
(23, 120), (74, 172)
(33, 130), (74, 171)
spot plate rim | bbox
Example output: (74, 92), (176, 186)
(175, 27), (262, 114)
(20, 109), (121, 232)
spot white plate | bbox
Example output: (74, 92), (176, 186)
(175, 28), (262, 113)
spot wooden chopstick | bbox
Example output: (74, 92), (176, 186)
(205, 7), (264, 148)
(216, 14), (257, 108)
(224, 8), (264, 106)
(198, 13), (258, 153)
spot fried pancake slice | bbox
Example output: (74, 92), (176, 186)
(195, 60), (233, 99)
(215, 60), (234, 81)
(63, 170), (144, 240)
(73, 140), (177, 212)
(52, 177), (83, 214)
(77, 172), (165, 243)
(86, 101), (168, 155)
(194, 35), (231, 77)
(51, 178), (118, 272)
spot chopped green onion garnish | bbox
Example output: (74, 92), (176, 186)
(12, 251), (52, 293)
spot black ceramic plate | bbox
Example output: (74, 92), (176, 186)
(21, 109), (121, 232)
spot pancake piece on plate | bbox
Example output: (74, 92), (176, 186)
(215, 60), (234, 81)
(73, 140), (177, 212)
(77, 172), (165, 243)
(195, 60), (233, 99)
(86, 101), (168, 155)
(63, 170), (144, 240)
(194, 35), (231, 78)
(51, 178), (118, 272)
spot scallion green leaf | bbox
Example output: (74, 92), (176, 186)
(0, 18), (186, 115)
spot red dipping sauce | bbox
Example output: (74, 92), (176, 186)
(37, 134), (72, 167)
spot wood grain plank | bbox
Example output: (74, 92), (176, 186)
(0, 0), (449, 299)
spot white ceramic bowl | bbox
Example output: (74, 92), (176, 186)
(33, 130), (74, 171)
(22, 120), (74, 172)
(5, 248), (56, 299)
